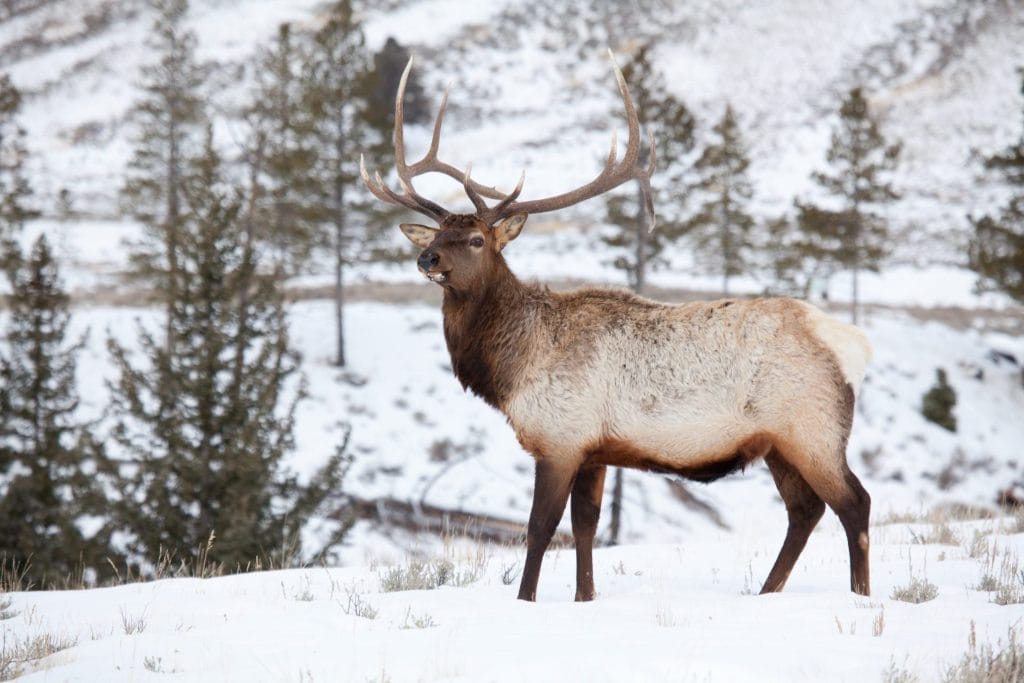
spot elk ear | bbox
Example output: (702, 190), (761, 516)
(400, 223), (438, 249)
(493, 213), (527, 251)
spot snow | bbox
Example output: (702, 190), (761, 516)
(5, 518), (1024, 681)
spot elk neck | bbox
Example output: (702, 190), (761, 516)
(440, 255), (541, 411)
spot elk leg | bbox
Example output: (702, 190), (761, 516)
(760, 450), (825, 593)
(832, 467), (872, 596)
(791, 458), (872, 596)
(571, 464), (607, 601)
(517, 459), (576, 602)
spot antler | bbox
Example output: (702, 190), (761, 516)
(361, 51), (657, 230)
(360, 56), (512, 223)
(489, 50), (657, 229)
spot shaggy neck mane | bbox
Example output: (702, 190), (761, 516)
(441, 255), (540, 410)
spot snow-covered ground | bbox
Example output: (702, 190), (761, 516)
(4, 514), (1024, 681)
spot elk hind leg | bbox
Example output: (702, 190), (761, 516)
(790, 452), (872, 596)
(571, 464), (606, 601)
(832, 466), (871, 595)
(760, 449), (825, 594)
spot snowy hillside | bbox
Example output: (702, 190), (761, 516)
(3, 0), (1024, 257)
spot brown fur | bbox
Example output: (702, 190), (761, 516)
(402, 212), (872, 602)
(585, 434), (771, 484)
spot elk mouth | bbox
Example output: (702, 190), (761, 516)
(424, 270), (449, 284)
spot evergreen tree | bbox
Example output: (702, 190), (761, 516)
(0, 236), (115, 587)
(968, 71), (1024, 305)
(601, 45), (696, 294)
(0, 74), (35, 267)
(688, 104), (756, 296)
(107, 132), (348, 572)
(120, 0), (207, 297)
(301, 1), (390, 367)
(796, 87), (900, 323)
(361, 36), (430, 148)
(242, 22), (323, 275)
(921, 368), (957, 432)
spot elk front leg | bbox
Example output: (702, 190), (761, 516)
(571, 464), (606, 601)
(517, 459), (576, 601)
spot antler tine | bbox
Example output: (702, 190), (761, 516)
(610, 49), (642, 168)
(360, 153), (448, 222)
(482, 170), (526, 222)
(462, 164), (491, 213)
(488, 50), (657, 228)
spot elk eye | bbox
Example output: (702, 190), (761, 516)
(469, 236), (485, 248)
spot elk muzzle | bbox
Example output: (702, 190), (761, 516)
(417, 249), (447, 284)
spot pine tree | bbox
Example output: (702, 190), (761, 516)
(120, 0), (207, 297)
(968, 71), (1024, 305)
(921, 368), (957, 432)
(361, 36), (430, 146)
(796, 87), (900, 323)
(601, 45), (696, 294)
(0, 236), (115, 587)
(688, 104), (756, 296)
(0, 74), (35, 268)
(107, 132), (348, 572)
(241, 22), (324, 275)
(300, 1), (390, 367)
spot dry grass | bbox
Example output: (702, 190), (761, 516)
(891, 558), (940, 604)
(0, 632), (78, 681)
(378, 530), (490, 593)
(944, 624), (1023, 683)
(877, 504), (995, 527)
(399, 607), (437, 630)
(341, 587), (378, 620)
(910, 521), (962, 546)
(119, 606), (148, 635)
(881, 657), (919, 683)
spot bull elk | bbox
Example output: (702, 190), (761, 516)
(361, 54), (873, 601)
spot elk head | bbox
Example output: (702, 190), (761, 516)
(360, 51), (657, 292)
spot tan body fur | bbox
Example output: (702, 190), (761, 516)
(505, 290), (869, 487)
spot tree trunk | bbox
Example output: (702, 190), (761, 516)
(608, 468), (624, 545)
(332, 126), (347, 368)
(633, 183), (648, 295)
(334, 219), (345, 368)
(851, 265), (859, 325)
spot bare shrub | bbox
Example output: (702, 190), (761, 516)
(944, 625), (1023, 682)
(120, 606), (148, 635)
(341, 588), (378, 620)
(975, 548), (1024, 605)
(400, 607), (437, 629)
(1, 632), (78, 680)
(891, 573), (939, 603)
(500, 562), (520, 586)
(379, 558), (456, 592)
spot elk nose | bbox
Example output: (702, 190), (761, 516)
(417, 250), (440, 271)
